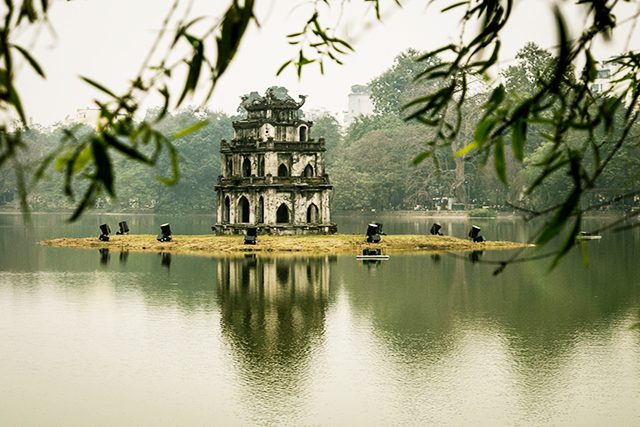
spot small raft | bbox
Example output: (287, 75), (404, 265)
(356, 248), (390, 260)
(576, 231), (602, 241)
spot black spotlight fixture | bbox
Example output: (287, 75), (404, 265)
(244, 226), (257, 245)
(116, 221), (129, 235)
(157, 223), (172, 242)
(98, 223), (110, 242)
(366, 223), (381, 243)
(430, 223), (443, 236)
(362, 248), (382, 256)
(468, 225), (485, 242)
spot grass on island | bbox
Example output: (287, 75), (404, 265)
(41, 233), (531, 257)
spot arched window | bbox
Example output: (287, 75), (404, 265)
(277, 164), (288, 177)
(237, 196), (250, 223)
(299, 125), (307, 142)
(257, 197), (264, 223)
(303, 164), (314, 177)
(227, 158), (233, 177)
(223, 196), (230, 223)
(258, 156), (265, 177)
(242, 157), (251, 177)
(306, 203), (319, 224)
(276, 203), (289, 224)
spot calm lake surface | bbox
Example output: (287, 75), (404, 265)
(1, 212), (639, 426)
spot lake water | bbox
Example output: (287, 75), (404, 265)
(1, 212), (639, 426)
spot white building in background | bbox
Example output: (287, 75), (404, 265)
(589, 60), (640, 109)
(591, 61), (614, 95)
(343, 84), (374, 127)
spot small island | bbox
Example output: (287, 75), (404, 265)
(41, 234), (531, 257)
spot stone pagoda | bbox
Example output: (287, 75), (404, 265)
(214, 87), (337, 235)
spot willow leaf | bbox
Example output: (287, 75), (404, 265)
(91, 137), (114, 196)
(12, 44), (45, 77)
(493, 136), (507, 184)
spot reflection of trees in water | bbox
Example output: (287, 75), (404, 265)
(341, 242), (640, 402)
(101, 253), (218, 313)
(345, 255), (464, 367)
(216, 255), (332, 421)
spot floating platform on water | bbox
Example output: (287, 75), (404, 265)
(576, 232), (602, 241)
(356, 247), (390, 260)
(41, 234), (532, 257)
(575, 235), (602, 241)
(356, 254), (390, 260)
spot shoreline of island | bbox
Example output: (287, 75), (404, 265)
(41, 234), (533, 257)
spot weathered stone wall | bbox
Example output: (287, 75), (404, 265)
(224, 151), (324, 178)
(260, 123), (275, 140)
(215, 90), (335, 235)
(216, 187), (331, 228)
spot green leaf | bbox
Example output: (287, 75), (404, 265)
(80, 76), (119, 99)
(215, 0), (255, 81)
(412, 151), (431, 165)
(486, 85), (505, 110)
(173, 120), (208, 139)
(68, 182), (97, 222)
(512, 118), (526, 162)
(440, 1), (469, 12)
(478, 40), (500, 73)
(8, 84), (28, 125)
(474, 117), (495, 145)
(417, 45), (457, 63)
(276, 59), (292, 76)
(177, 36), (204, 106)
(12, 44), (45, 78)
(102, 132), (150, 163)
(584, 51), (597, 82)
(62, 141), (89, 197)
(157, 85), (170, 121)
(550, 6), (569, 93)
(332, 38), (354, 52)
(18, 0), (38, 23)
(454, 141), (478, 158)
(536, 190), (580, 246)
(73, 145), (93, 173)
(493, 136), (507, 184)
(157, 142), (180, 186)
(91, 137), (114, 196)
(550, 214), (582, 269)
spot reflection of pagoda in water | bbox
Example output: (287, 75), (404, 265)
(216, 255), (333, 410)
(217, 255), (331, 303)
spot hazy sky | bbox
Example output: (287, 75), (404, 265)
(14, 0), (640, 125)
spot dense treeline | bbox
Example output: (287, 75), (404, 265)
(1, 43), (638, 215)
(0, 108), (232, 213)
(329, 44), (640, 213)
